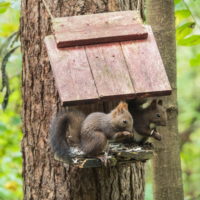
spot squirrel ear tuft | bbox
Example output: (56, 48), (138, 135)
(117, 101), (128, 111)
(112, 101), (128, 116)
(158, 99), (163, 106)
(150, 99), (157, 109)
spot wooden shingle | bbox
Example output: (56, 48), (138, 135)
(53, 11), (148, 48)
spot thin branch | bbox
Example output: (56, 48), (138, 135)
(41, 0), (54, 20)
(183, 0), (200, 30)
(1, 46), (20, 109)
(0, 31), (18, 56)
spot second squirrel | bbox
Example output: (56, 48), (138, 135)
(49, 102), (133, 162)
(128, 99), (167, 144)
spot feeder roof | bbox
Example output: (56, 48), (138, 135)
(45, 11), (171, 105)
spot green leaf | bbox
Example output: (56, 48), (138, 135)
(175, 0), (182, 4)
(190, 54), (200, 67)
(178, 35), (200, 46)
(0, 2), (10, 14)
(0, 24), (18, 37)
(176, 22), (195, 40)
(0, 122), (7, 132)
(175, 9), (191, 22)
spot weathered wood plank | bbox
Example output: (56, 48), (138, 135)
(44, 35), (99, 105)
(53, 11), (148, 48)
(121, 25), (172, 97)
(85, 43), (135, 100)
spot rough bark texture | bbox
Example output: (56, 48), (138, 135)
(146, 1), (184, 200)
(20, 0), (147, 200)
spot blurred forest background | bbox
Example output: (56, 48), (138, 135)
(0, 0), (199, 199)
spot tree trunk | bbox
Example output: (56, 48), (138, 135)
(20, 1), (147, 200)
(146, 1), (184, 200)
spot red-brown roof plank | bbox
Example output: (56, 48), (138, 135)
(53, 11), (148, 48)
(45, 35), (99, 105)
(121, 26), (171, 97)
(85, 43), (135, 100)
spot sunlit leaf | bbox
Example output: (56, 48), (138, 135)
(4, 181), (18, 191)
(190, 54), (200, 67)
(175, 0), (182, 4)
(175, 9), (191, 25)
(0, 24), (18, 37)
(178, 35), (200, 46)
(176, 22), (195, 40)
(0, 2), (10, 14)
(176, 9), (191, 20)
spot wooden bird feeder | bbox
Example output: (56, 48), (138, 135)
(45, 10), (172, 106)
(44, 10), (171, 167)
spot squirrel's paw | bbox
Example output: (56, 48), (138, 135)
(121, 131), (132, 136)
(113, 131), (133, 139)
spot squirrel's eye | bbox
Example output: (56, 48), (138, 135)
(156, 113), (161, 118)
(123, 120), (127, 124)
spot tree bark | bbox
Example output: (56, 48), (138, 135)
(20, 0), (147, 200)
(146, 1), (184, 200)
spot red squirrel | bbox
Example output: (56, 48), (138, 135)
(128, 99), (167, 144)
(49, 102), (133, 162)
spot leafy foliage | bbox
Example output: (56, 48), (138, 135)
(173, 0), (200, 199)
(175, 0), (200, 46)
(176, 22), (195, 41)
(0, 2), (10, 14)
(0, 0), (22, 199)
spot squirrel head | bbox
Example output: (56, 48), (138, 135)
(147, 99), (167, 126)
(111, 101), (133, 132)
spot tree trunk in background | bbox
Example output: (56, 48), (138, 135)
(20, 1), (147, 200)
(146, 1), (184, 200)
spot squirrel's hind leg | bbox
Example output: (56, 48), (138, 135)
(81, 131), (107, 156)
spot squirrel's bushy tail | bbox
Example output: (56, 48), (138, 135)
(49, 109), (85, 162)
